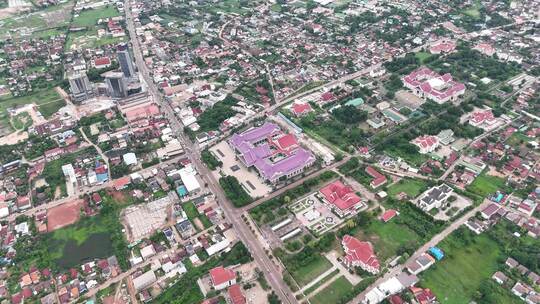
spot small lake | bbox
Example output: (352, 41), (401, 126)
(55, 232), (114, 270)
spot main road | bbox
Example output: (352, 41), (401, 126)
(124, 2), (297, 303)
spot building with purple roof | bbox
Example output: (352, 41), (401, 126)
(228, 122), (316, 184)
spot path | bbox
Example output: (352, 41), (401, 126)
(296, 265), (337, 295)
(79, 127), (111, 180)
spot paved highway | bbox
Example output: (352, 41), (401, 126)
(124, 2), (297, 303)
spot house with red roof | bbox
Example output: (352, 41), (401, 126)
(227, 284), (246, 304)
(402, 67), (465, 104)
(342, 235), (380, 274)
(411, 135), (440, 154)
(113, 176), (131, 190)
(291, 102), (312, 117)
(380, 209), (398, 222)
(365, 166), (387, 188)
(468, 109), (496, 130)
(209, 266), (236, 290)
(93, 57), (111, 69)
(429, 40), (456, 54)
(319, 180), (363, 217)
(411, 286), (437, 304)
(473, 43), (496, 56)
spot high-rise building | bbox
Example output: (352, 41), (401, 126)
(103, 71), (128, 99)
(117, 44), (136, 80)
(68, 71), (94, 102)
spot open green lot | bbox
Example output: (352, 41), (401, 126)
(72, 5), (120, 27)
(421, 231), (501, 303)
(0, 88), (64, 130)
(462, 7), (481, 19)
(387, 178), (428, 199)
(467, 172), (508, 197)
(309, 276), (354, 304)
(415, 52), (433, 64)
(0, 1), (73, 39)
(183, 201), (212, 229)
(353, 220), (420, 262)
(289, 255), (333, 287)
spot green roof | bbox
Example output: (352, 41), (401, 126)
(345, 97), (364, 107)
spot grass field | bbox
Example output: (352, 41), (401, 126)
(0, 1), (73, 39)
(354, 220), (420, 261)
(38, 99), (66, 118)
(415, 52), (433, 64)
(183, 202), (213, 229)
(309, 276), (354, 304)
(0, 88), (64, 129)
(467, 172), (508, 197)
(421, 232), (501, 303)
(387, 178), (428, 199)
(10, 112), (32, 130)
(303, 269), (340, 296)
(72, 5), (120, 27)
(289, 255), (333, 287)
(462, 7), (481, 19)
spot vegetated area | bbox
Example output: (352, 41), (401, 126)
(467, 171), (510, 197)
(42, 146), (97, 197)
(286, 103), (369, 153)
(0, 88), (65, 130)
(152, 242), (253, 304)
(386, 178), (429, 199)
(287, 254), (332, 287)
(12, 199), (129, 275)
(309, 276), (354, 304)
(66, 5), (125, 50)
(195, 95), (239, 132)
(183, 201), (212, 229)
(249, 170), (337, 224)
(201, 149), (222, 170)
(0, 1), (74, 39)
(420, 222), (532, 304)
(219, 175), (253, 207)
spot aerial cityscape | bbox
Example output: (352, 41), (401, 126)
(0, 0), (539, 304)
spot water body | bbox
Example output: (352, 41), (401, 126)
(54, 232), (114, 270)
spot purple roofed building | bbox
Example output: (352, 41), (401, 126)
(229, 122), (316, 184)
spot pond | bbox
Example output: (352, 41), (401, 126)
(52, 232), (114, 270)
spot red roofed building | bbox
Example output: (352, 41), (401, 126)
(93, 57), (111, 69)
(291, 102), (312, 117)
(411, 287), (437, 304)
(412, 135), (440, 154)
(113, 176), (131, 190)
(319, 180), (363, 217)
(276, 134), (298, 150)
(125, 104), (161, 124)
(429, 40), (456, 54)
(92, 193), (102, 204)
(365, 166), (387, 188)
(320, 91), (335, 105)
(342, 235), (380, 274)
(209, 266), (236, 290)
(473, 43), (496, 56)
(44, 147), (65, 160)
(469, 110), (496, 129)
(402, 67), (465, 104)
(227, 284), (246, 304)
(380, 209), (398, 222)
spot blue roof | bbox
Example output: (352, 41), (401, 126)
(96, 173), (109, 182)
(176, 185), (188, 197)
(494, 192), (504, 202)
(429, 247), (444, 260)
